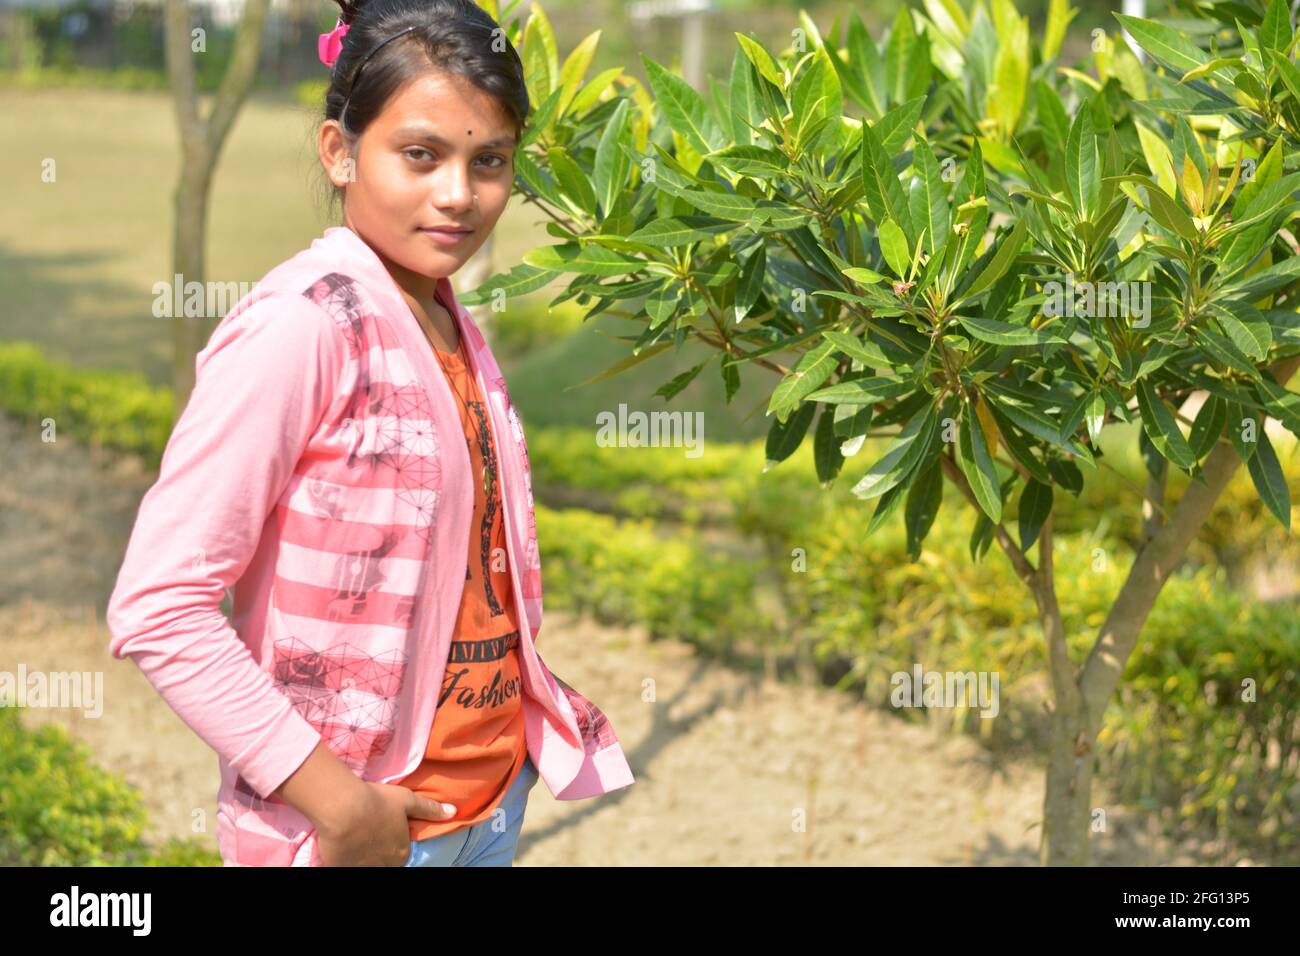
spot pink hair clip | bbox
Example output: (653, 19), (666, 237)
(318, 16), (350, 69)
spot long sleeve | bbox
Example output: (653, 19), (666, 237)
(106, 290), (349, 800)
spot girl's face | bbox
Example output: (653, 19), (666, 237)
(319, 66), (517, 298)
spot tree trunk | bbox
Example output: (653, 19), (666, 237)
(1041, 689), (1094, 865)
(163, 0), (271, 413)
(1037, 354), (1300, 864)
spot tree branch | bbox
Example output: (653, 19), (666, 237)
(1078, 352), (1300, 733)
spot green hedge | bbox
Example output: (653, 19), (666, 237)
(536, 503), (769, 654)
(0, 707), (219, 866)
(0, 342), (173, 468)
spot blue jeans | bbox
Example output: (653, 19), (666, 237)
(403, 755), (539, 867)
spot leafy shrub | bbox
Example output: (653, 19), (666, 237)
(0, 707), (218, 866)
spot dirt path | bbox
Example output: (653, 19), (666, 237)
(0, 412), (1211, 865)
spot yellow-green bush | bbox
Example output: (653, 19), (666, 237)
(0, 342), (173, 468)
(536, 504), (768, 652)
(0, 707), (218, 866)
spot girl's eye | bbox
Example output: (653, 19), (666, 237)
(402, 148), (508, 169)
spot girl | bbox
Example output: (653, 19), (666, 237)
(106, 0), (634, 867)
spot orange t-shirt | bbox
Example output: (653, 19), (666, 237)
(397, 327), (528, 841)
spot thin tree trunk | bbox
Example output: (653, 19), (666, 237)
(944, 351), (1300, 864)
(164, 0), (271, 411)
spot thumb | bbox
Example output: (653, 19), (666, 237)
(406, 794), (457, 821)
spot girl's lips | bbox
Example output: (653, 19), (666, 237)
(420, 227), (474, 245)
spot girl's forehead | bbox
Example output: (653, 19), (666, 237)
(380, 72), (515, 139)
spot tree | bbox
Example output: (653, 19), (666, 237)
(469, 0), (1300, 864)
(163, 0), (272, 408)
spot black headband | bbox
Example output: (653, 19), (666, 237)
(343, 25), (417, 106)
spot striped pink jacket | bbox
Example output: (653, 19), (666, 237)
(106, 224), (634, 866)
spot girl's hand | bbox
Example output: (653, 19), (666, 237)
(315, 781), (457, 867)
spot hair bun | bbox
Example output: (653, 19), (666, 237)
(332, 0), (372, 26)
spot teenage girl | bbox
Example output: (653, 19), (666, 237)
(107, 0), (633, 868)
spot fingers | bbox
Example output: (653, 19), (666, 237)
(406, 795), (457, 821)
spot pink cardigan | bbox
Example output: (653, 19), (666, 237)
(106, 225), (635, 866)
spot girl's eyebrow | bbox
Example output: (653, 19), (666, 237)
(393, 125), (517, 149)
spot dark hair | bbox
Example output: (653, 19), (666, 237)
(319, 0), (529, 208)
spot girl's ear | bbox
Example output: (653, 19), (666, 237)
(318, 120), (356, 188)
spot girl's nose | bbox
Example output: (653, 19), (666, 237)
(434, 167), (475, 211)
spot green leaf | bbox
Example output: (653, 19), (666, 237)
(1114, 14), (1212, 75)
(523, 242), (647, 276)
(1179, 57), (1243, 84)
(1223, 256), (1300, 298)
(813, 403), (846, 485)
(960, 215), (1028, 301)
(885, 6), (918, 106)
(734, 244), (766, 322)
(879, 217), (912, 277)
(873, 95), (928, 155)
(673, 188), (761, 221)
(654, 359), (709, 401)
(764, 400), (818, 468)
(592, 98), (632, 219)
(457, 263), (559, 305)
(627, 216), (735, 247)
(1245, 428), (1291, 528)
(1259, 0), (1293, 57)
(768, 338), (841, 420)
(642, 56), (726, 155)
(806, 376), (916, 405)
(572, 340), (674, 388)
(822, 329), (892, 367)
(1065, 107), (1099, 220)
(909, 137), (949, 257)
(904, 458), (943, 560)
(1226, 401), (1259, 462)
(1188, 393), (1227, 460)
(1017, 478), (1053, 551)
(792, 47), (843, 153)
(735, 33), (784, 89)
(846, 12), (886, 117)
(557, 29), (602, 117)
(986, 394), (1094, 465)
(957, 407), (1002, 522)
(1235, 139), (1282, 214)
(1210, 301), (1272, 361)
(986, 402), (1054, 483)
(860, 118), (914, 241)
(547, 146), (598, 213)
(1254, 375), (1300, 437)
(1143, 182), (1198, 241)
(851, 398), (940, 500)
(1135, 379), (1196, 470)
(956, 313), (1066, 345)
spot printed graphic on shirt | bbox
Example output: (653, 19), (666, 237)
(439, 630), (524, 711)
(465, 398), (507, 618)
(302, 273), (443, 544)
(233, 637), (407, 804)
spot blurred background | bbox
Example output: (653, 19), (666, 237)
(2, 0), (1297, 868)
